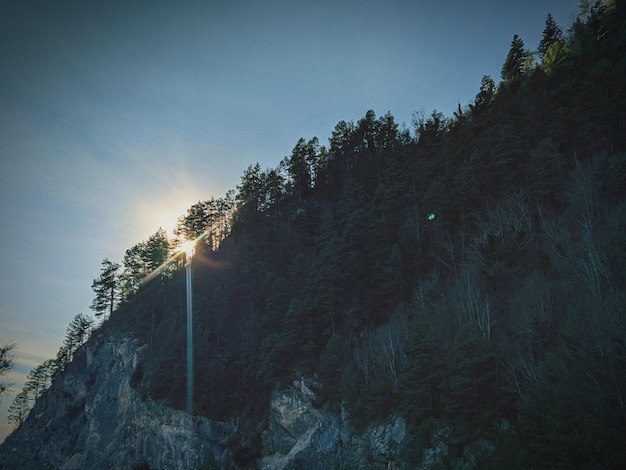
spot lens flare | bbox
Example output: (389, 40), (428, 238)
(139, 230), (211, 287)
(180, 240), (196, 258)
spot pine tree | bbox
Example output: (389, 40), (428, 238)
(286, 137), (319, 200)
(174, 200), (210, 242)
(25, 362), (53, 400)
(90, 258), (121, 319)
(120, 229), (170, 299)
(501, 34), (528, 82)
(0, 340), (16, 397)
(538, 13), (564, 58)
(54, 313), (94, 374)
(67, 313), (94, 348)
(470, 75), (496, 116)
(7, 388), (32, 428)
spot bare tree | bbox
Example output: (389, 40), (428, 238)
(412, 270), (438, 323)
(373, 313), (408, 394)
(353, 332), (374, 387)
(541, 158), (609, 301)
(448, 267), (493, 341)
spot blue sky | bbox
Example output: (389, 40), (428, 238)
(0, 0), (580, 441)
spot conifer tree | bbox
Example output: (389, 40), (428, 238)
(90, 258), (121, 319)
(120, 229), (170, 299)
(25, 362), (51, 400)
(7, 389), (31, 428)
(501, 34), (527, 82)
(67, 313), (94, 348)
(538, 13), (564, 58)
(0, 340), (16, 397)
(175, 201), (210, 242)
(54, 313), (94, 374)
(470, 75), (495, 116)
(286, 137), (320, 200)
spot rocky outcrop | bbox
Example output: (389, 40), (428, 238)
(5, 331), (497, 469)
(258, 375), (407, 469)
(1, 329), (412, 469)
(0, 333), (237, 469)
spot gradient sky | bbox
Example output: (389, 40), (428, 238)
(0, 0), (580, 441)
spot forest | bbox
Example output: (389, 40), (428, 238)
(9, 1), (626, 468)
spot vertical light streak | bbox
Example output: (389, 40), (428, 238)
(186, 254), (193, 415)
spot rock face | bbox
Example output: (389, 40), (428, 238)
(258, 375), (407, 470)
(0, 332), (237, 469)
(0, 332), (413, 469)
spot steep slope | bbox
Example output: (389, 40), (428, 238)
(0, 331), (239, 469)
(0, 328), (421, 469)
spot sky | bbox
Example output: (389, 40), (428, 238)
(0, 0), (580, 442)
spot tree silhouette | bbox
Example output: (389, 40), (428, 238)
(90, 258), (121, 319)
(538, 13), (564, 58)
(0, 341), (16, 397)
(501, 34), (527, 83)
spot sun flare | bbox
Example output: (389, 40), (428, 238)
(180, 240), (196, 257)
(153, 203), (191, 238)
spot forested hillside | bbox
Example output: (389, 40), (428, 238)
(114, 2), (626, 467)
(9, 1), (626, 468)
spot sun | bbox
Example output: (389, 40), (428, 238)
(153, 203), (190, 237)
(179, 240), (196, 257)
(130, 172), (210, 245)
(133, 196), (198, 244)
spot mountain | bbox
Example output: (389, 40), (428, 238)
(2, 1), (626, 468)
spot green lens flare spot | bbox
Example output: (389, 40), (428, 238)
(427, 213), (436, 221)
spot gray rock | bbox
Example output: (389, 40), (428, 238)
(316, 416), (340, 453)
(259, 375), (408, 470)
(423, 441), (449, 467)
(0, 331), (423, 470)
(261, 381), (323, 456)
(391, 416), (406, 444)
(0, 334), (237, 470)
(463, 437), (495, 468)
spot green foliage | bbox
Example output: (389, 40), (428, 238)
(538, 13), (564, 58)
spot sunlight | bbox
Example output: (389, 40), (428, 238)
(180, 240), (196, 258)
(130, 170), (209, 243)
(152, 202), (194, 238)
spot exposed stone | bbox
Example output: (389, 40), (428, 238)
(261, 379), (323, 456)
(423, 441), (449, 468)
(463, 437), (495, 468)
(422, 425), (451, 468)
(0, 333), (237, 470)
(391, 416), (406, 444)
(316, 416), (340, 453)
(0, 331), (423, 470)
(259, 376), (407, 470)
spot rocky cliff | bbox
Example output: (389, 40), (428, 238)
(0, 331), (420, 469)
(259, 375), (407, 470)
(0, 332), (239, 469)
